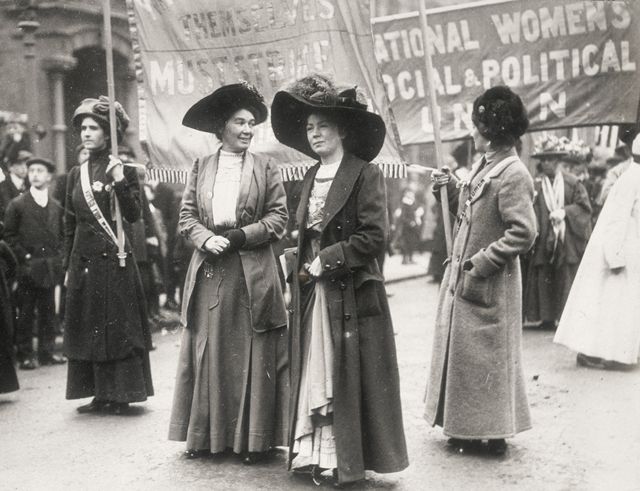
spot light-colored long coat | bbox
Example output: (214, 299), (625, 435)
(555, 163), (640, 364)
(179, 150), (288, 332)
(424, 148), (537, 439)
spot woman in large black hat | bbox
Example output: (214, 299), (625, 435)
(426, 86), (537, 455)
(168, 82), (289, 464)
(271, 74), (408, 486)
(63, 96), (154, 414)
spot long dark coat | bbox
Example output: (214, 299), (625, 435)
(424, 149), (538, 439)
(63, 148), (152, 362)
(0, 240), (18, 394)
(0, 177), (25, 219)
(4, 192), (64, 288)
(524, 172), (592, 323)
(288, 154), (408, 484)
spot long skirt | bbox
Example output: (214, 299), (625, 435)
(524, 262), (578, 324)
(291, 283), (337, 470)
(168, 253), (288, 453)
(65, 352), (153, 402)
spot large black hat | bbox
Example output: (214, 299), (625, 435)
(182, 82), (268, 134)
(72, 96), (130, 142)
(271, 74), (386, 162)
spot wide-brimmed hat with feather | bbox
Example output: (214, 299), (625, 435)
(270, 74), (386, 162)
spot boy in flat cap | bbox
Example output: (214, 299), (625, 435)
(4, 157), (65, 369)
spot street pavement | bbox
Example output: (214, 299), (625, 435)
(1, 253), (639, 490)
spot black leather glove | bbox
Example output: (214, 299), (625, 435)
(222, 229), (246, 252)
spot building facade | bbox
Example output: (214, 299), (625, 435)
(0, 0), (138, 172)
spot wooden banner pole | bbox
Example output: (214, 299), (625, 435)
(418, 0), (453, 255)
(102, 0), (126, 268)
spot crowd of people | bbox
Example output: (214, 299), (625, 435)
(0, 75), (639, 487)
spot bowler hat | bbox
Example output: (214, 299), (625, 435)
(182, 82), (268, 134)
(26, 157), (56, 173)
(271, 74), (386, 162)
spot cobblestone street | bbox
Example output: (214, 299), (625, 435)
(1, 254), (639, 490)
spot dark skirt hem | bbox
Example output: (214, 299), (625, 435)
(65, 354), (153, 403)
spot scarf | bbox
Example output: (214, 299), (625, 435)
(541, 169), (566, 261)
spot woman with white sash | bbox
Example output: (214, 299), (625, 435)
(426, 86), (537, 456)
(63, 96), (153, 414)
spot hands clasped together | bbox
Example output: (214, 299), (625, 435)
(203, 229), (246, 255)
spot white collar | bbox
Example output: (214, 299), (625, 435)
(29, 186), (49, 207)
(10, 173), (24, 190)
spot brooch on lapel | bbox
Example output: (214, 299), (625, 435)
(456, 180), (470, 190)
(92, 181), (104, 192)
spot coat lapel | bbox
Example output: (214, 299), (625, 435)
(235, 150), (255, 221)
(469, 153), (518, 204)
(199, 151), (219, 225)
(296, 163), (320, 231)
(321, 154), (367, 229)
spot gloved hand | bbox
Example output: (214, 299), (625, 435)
(222, 229), (246, 252)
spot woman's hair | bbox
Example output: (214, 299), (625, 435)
(471, 86), (529, 148)
(211, 105), (263, 141)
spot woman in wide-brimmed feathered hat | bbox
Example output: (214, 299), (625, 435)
(271, 74), (408, 486)
(169, 82), (290, 464)
(63, 96), (154, 415)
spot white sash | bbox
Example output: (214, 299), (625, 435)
(80, 162), (119, 247)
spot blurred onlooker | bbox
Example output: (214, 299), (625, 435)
(597, 144), (635, 207)
(53, 143), (89, 206)
(4, 158), (65, 369)
(524, 136), (592, 329)
(393, 189), (424, 264)
(151, 182), (184, 310)
(0, 220), (19, 393)
(0, 150), (31, 219)
(119, 146), (162, 323)
(0, 117), (32, 176)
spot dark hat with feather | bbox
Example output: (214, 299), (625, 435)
(72, 96), (130, 142)
(270, 73), (386, 162)
(182, 81), (268, 134)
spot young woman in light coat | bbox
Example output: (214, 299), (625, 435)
(426, 86), (537, 455)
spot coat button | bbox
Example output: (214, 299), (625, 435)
(324, 264), (331, 270)
(287, 308), (294, 314)
(344, 313), (351, 321)
(336, 260), (342, 266)
(339, 282), (346, 290)
(207, 191), (213, 199)
(293, 251), (298, 256)
(336, 225), (342, 231)
(102, 252), (108, 258)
